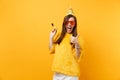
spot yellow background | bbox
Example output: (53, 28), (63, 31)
(0, 0), (120, 80)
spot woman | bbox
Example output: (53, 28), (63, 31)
(49, 9), (84, 80)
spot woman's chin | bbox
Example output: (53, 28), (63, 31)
(66, 30), (72, 34)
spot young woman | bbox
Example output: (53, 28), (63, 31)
(49, 9), (84, 80)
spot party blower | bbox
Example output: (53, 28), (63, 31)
(51, 23), (57, 31)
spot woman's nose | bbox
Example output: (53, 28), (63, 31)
(68, 22), (71, 25)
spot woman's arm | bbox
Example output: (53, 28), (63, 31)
(71, 35), (81, 59)
(49, 29), (57, 50)
(49, 37), (54, 50)
(75, 43), (81, 59)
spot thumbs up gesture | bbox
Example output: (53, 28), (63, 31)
(70, 34), (80, 44)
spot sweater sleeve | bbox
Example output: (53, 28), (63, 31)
(72, 36), (84, 62)
(49, 31), (60, 54)
(78, 36), (84, 62)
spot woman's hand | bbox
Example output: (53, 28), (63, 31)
(50, 28), (57, 39)
(49, 28), (57, 50)
(71, 34), (81, 59)
(70, 34), (79, 44)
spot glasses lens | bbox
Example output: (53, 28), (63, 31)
(66, 21), (75, 25)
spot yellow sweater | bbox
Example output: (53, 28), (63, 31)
(49, 32), (84, 76)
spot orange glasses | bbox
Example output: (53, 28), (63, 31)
(65, 21), (75, 26)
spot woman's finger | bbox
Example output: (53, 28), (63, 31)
(76, 34), (80, 39)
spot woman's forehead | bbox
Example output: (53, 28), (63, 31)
(68, 17), (75, 21)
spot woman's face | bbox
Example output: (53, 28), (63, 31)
(65, 17), (75, 34)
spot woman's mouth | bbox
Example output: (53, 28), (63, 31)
(66, 26), (72, 33)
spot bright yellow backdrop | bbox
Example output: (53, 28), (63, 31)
(0, 0), (120, 80)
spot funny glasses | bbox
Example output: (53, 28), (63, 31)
(65, 21), (75, 26)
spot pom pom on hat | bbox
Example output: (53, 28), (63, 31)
(66, 8), (74, 15)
